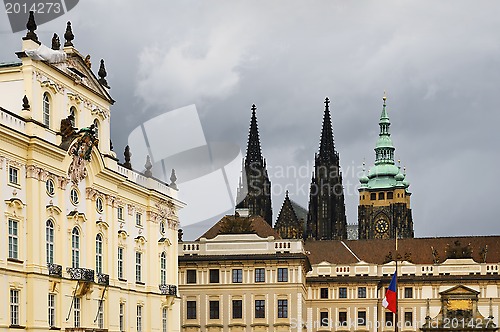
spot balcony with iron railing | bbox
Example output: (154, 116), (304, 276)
(66, 267), (95, 282)
(47, 263), (62, 277)
(159, 284), (177, 296)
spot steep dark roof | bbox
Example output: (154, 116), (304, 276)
(305, 236), (500, 265)
(198, 215), (281, 240)
(290, 199), (308, 221)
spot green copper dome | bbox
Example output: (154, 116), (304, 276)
(359, 94), (410, 191)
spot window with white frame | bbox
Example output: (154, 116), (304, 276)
(96, 197), (103, 213)
(8, 166), (19, 185)
(70, 106), (77, 127)
(162, 307), (168, 332)
(8, 219), (19, 259)
(119, 303), (125, 332)
(46, 220), (54, 264)
(70, 188), (79, 205)
(45, 178), (55, 196)
(118, 247), (124, 279)
(10, 289), (19, 326)
(96, 234), (103, 274)
(74, 297), (80, 327)
(135, 252), (142, 282)
(117, 206), (124, 221)
(48, 293), (56, 327)
(43, 92), (50, 126)
(136, 305), (142, 332)
(135, 213), (142, 226)
(97, 301), (104, 328)
(160, 252), (167, 285)
(93, 119), (99, 139)
(71, 227), (80, 268)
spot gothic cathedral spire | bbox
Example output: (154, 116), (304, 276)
(306, 97), (347, 240)
(236, 104), (273, 225)
(358, 94), (414, 240)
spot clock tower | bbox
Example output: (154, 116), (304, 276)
(358, 95), (414, 240)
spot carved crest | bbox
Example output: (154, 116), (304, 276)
(68, 124), (99, 184)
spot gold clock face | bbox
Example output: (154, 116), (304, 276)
(375, 219), (389, 233)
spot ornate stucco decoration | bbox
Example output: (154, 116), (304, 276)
(67, 124), (99, 185)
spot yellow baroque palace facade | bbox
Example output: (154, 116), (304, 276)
(178, 215), (500, 332)
(0, 14), (183, 332)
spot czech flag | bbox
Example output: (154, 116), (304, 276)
(382, 272), (397, 313)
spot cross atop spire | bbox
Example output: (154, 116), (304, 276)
(318, 96), (337, 163)
(245, 104), (263, 166)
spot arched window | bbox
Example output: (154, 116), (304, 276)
(70, 106), (77, 127)
(43, 93), (50, 126)
(160, 252), (167, 285)
(93, 119), (99, 139)
(71, 227), (80, 268)
(46, 220), (54, 264)
(96, 234), (103, 274)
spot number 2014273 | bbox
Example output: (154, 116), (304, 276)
(5, 2), (62, 14)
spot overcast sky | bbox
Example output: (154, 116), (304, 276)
(1, 1), (499, 240)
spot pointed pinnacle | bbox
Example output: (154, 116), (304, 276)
(23, 11), (39, 43)
(64, 21), (74, 47)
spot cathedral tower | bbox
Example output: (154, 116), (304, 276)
(306, 98), (347, 240)
(236, 104), (273, 225)
(358, 95), (414, 239)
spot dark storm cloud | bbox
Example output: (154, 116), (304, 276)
(1, 0), (499, 239)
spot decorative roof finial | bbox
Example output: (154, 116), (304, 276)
(98, 59), (110, 88)
(324, 97), (330, 108)
(170, 169), (178, 190)
(383, 91), (387, 105)
(64, 21), (74, 47)
(22, 95), (30, 110)
(51, 33), (60, 50)
(23, 11), (39, 44)
(123, 145), (132, 169)
(251, 104), (257, 113)
(403, 165), (406, 175)
(285, 190), (289, 197)
(362, 159), (366, 172)
(144, 155), (153, 177)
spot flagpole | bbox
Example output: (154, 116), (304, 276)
(395, 227), (398, 332)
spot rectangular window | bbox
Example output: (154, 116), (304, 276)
(338, 287), (347, 298)
(135, 252), (142, 283)
(97, 302), (104, 329)
(8, 219), (19, 259)
(136, 305), (142, 332)
(162, 307), (167, 332)
(186, 270), (197, 284)
(378, 192), (385, 200)
(255, 268), (265, 282)
(370, 193), (376, 200)
(9, 166), (19, 185)
(117, 206), (124, 221)
(119, 303), (125, 332)
(358, 310), (366, 326)
(339, 311), (347, 326)
(232, 269), (243, 283)
(358, 287), (367, 298)
(209, 269), (219, 283)
(320, 287), (329, 299)
(255, 300), (265, 318)
(405, 311), (413, 326)
(48, 293), (56, 327)
(209, 300), (219, 319)
(232, 300), (242, 319)
(404, 287), (413, 298)
(136, 213), (142, 226)
(118, 247), (124, 280)
(277, 268), (288, 282)
(277, 299), (288, 318)
(10, 289), (19, 326)
(387, 192), (394, 199)
(74, 297), (80, 328)
(186, 301), (196, 319)
(385, 311), (394, 327)
(320, 311), (329, 327)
